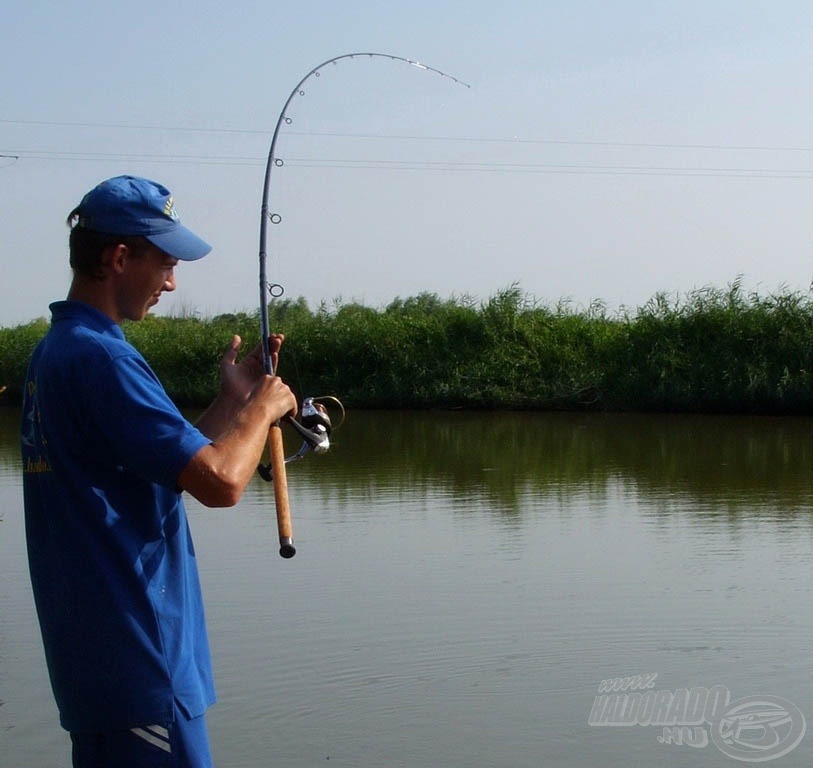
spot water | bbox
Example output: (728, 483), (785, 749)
(2, 408), (813, 766)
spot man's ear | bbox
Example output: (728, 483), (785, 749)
(102, 243), (129, 275)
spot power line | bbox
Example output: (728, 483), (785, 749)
(287, 158), (813, 179)
(295, 131), (813, 154)
(4, 147), (813, 179)
(0, 148), (261, 166)
(0, 118), (267, 135)
(4, 117), (813, 153)
(5, 118), (813, 177)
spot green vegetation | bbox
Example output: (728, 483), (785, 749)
(3, 281), (813, 413)
(0, 317), (49, 402)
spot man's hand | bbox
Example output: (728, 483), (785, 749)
(219, 333), (284, 404)
(195, 332), (294, 443)
(183, 334), (298, 506)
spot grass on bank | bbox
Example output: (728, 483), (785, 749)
(2, 282), (813, 413)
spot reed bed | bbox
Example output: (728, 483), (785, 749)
(2, 282), (813, 413)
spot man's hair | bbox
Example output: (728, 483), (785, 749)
(66, 209), (152, 279)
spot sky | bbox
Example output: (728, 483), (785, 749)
(4, 0), (813, 326)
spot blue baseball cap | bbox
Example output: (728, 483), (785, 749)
(72, 175), (212, 261)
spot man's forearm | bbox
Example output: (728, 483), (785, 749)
(181, 376), (295, 506)
(195, 391), (243, 441)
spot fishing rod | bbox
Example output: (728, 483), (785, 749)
(257, 52), (470, 559)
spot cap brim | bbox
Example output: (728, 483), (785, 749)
(145, 225), (212, 261)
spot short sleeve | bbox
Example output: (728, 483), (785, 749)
(87, 353), (211, 487)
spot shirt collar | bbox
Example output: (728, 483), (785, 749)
(49, 300), (125, 339)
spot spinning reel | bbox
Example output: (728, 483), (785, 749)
(257, 395), (345, 481)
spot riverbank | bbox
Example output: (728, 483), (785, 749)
(3, 283), (813, 413)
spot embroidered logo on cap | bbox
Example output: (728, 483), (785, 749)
(163, 196), (179, 221)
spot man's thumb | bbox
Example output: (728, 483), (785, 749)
(222, 334), (242, 365)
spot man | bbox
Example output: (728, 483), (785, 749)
(20, 175), (296, 767)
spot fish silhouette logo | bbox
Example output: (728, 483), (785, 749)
(710, 695), (806, 762)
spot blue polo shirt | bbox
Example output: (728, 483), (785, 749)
(21, 301), (215, 732)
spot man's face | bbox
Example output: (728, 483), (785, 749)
(117, 245), (178, 321)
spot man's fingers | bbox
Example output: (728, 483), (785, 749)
(222, 334), (242, 366)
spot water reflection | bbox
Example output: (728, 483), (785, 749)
(0, 407), (19, 454)
(278, 410), (813, 520)
(3, 407), (813, 518)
